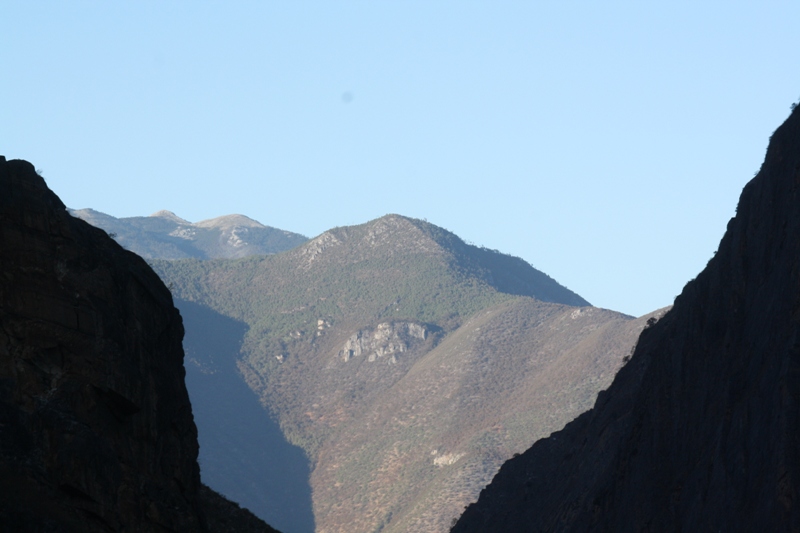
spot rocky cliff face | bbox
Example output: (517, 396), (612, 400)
(0, 157), (276, 532)
(338, 321), (427, 363)
(451, 108), (800, 531)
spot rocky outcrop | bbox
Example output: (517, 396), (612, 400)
(338, 322), (427, 363)
(0, 157), (277, 532)
(451, 108), (800, 531)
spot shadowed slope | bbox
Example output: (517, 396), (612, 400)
(178, 300), (314, 533)
(400, 217), (589, 306)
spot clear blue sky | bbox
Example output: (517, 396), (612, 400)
(4, 2), (800, 317)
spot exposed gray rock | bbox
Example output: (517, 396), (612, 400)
(339, 322), (428, 363)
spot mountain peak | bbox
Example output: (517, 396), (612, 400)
(195, 214), (267, 230)
(290, 214), (588, 307)
(298, 215), (437, 261)
(150, 209), (191, 224)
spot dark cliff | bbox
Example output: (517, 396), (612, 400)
(0, 157), (277, 532)
(452, 106), (800, 533)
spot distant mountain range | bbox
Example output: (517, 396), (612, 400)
(69, 208), (308, 259)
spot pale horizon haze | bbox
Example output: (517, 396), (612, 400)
(4, 2), (800, 317)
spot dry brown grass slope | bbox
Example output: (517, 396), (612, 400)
(307, 300), (664, 533)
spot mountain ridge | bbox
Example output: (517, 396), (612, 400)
(195, 213), (268, 229)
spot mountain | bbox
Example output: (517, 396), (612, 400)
(0, 157), (277, 532)
(150, 214), (659, 532)
(70, 207), (308, 259)
(450, 109), (800, 531)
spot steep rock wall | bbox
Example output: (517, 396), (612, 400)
(452, 107), (800, 532)
(0, 157), (276, 532)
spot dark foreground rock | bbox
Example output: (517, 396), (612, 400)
(0, 157), (278, 532)
(452, 106), (800, 533)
